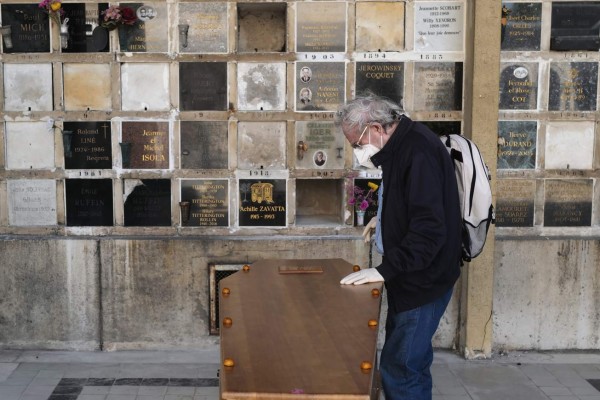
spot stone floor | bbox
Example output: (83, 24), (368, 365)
(1, 349), (600, 400)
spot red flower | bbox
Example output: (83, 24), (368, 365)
(120, 7), (137, 25)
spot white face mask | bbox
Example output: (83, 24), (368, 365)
(353, 144), (380, 169)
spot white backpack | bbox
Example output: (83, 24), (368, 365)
(441, 134), (495, 262)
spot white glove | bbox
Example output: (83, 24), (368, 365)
(340, 268), (384, 285)
(362, 217), (377, 243)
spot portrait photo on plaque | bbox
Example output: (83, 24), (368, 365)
(551, 2), (600, 51)
(180, 121), (228, 170)
(355, 62), (404, 106)
(413, 62), (463, 111)
(295, 121), (345, 169)
(124, 179), (171, 226)
(121, 121), (170, 169)
(117, 2), (168, 52)
(178, 2), (228, 53)
(63, 122), (112, 170)
(499, 62), (539, 110)
(501, 3), (542, 51)
(65, 179), (114, 226)
(61, 3), (109, 52)
(296, 2), (346, 52)
(180, 179), (229, 227)
(549, 62), (598, 112)
(1, 4), (50, 53)
(239, 179), (286, 227)
(179, 62), (227, 111)
(295, 62), (345, 111)
(497, 121), (537, 169)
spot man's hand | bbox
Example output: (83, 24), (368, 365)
(362, 218), (377, 243)
(340, 268), (384, 285)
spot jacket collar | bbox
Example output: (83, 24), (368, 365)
(370, 116), (413, 168)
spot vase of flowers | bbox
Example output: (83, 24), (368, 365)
(38, 0), (64, 25)
(348, 181), (379, 226)
(100, 5), (137, 31)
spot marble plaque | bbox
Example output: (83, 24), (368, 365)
(121, 63), (170, 111)
(63, 122), (112, 169)
(499, 62), (538, 110)
(238, 3), (286, 52)
(237, 63), (286, 111)
(180, 62), (227, 111)
(178, 2), (228, 53)
(352, 179), (380, 226)
(7, 180), (57, 226)
(355, 2), (404, 52)
(64, 63), (112, 111)
(495, 179), (535, 227)
(239, 179), (286, 227)
(295, 122), (345, 169)
(420, 121), (461, 136)
(414, 2), (464, 52)
(497, 121), (537, 170)
(544, 179), (592, 227)
(501, 3), (542, 51)
(355, 62), (404, 105)
(61, 3), (109, 52)
(5, 122), (54, 170)
(118, 2), (168, 52)
(65, 179), (114, 226)
(123, 179), (171, 226)
(4, 63), (53, 111)
(1, 4), (50, 53)
(549, 62), (598, 112)
(238, 122), (286, 170)
(413, 62), (463, 111)
(551, 2), (600, 51)
(296, 62), (345, 111)
(180, 179), (228, 226)
(545, 121), (594, 170)
(180, 121), (228, 169)
(121, 121), (170, 169)
(296, 2), (346, 52)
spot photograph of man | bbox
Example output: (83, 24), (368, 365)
(299, 87), (312, 105)
(335, 93), (461, 400)
(313, 150), (326, 166)
(300, 66), (312, 83)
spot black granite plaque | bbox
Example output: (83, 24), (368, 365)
(239, 179), (286, 227)
(1, 4), (50, 53)
(61, 3), (109, 52)
(124, 179), (171, 226)
(551, 2), (600, 51)
(121, 121), (169, 169)
(179, 62), (227, 111)
(296, 62), (345, 112)
(355, 62), (404, 105)
(420, 121), (461, 136)
(352, 179), (380, 226)
(413, 63), (463, 111)
(63, 122), (112, 169)
(65, 179), (114, 226)
(501, 3), (542, 51)
(497, 121), (536, 169)
(549, 62), (598, 112)
(180, 121), (228, 169)
(495, 179), (535, 227)
(499, 63), (538, 110)
(181, 179), (228, 226)
(544, 179), (592, 227)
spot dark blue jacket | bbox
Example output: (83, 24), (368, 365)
(371, 117), (462, 314)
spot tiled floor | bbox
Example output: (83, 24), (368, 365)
(1, 350), (600, 400)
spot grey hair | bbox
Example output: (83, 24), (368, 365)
(335, 93), (404, 130)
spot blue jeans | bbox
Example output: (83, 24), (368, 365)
(380, 289), (453, 400)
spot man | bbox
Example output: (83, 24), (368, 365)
(335, 94), (462, 400)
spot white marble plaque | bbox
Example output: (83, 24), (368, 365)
(3, 63), (53, 111)
(178, 2), (228, 53)
(414, 2), (464, 52)
(295, 122), (345, 169)
(238, 122), (286, 169)
(6, 122), (55, 170)
(356, 2), (404, 52)
(64, 63), (112, 111)
(237, 63), (286, 111)
(121, 63), (170, 111)
(7, 180), (57, 226)
(545, 121), (594, 170)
